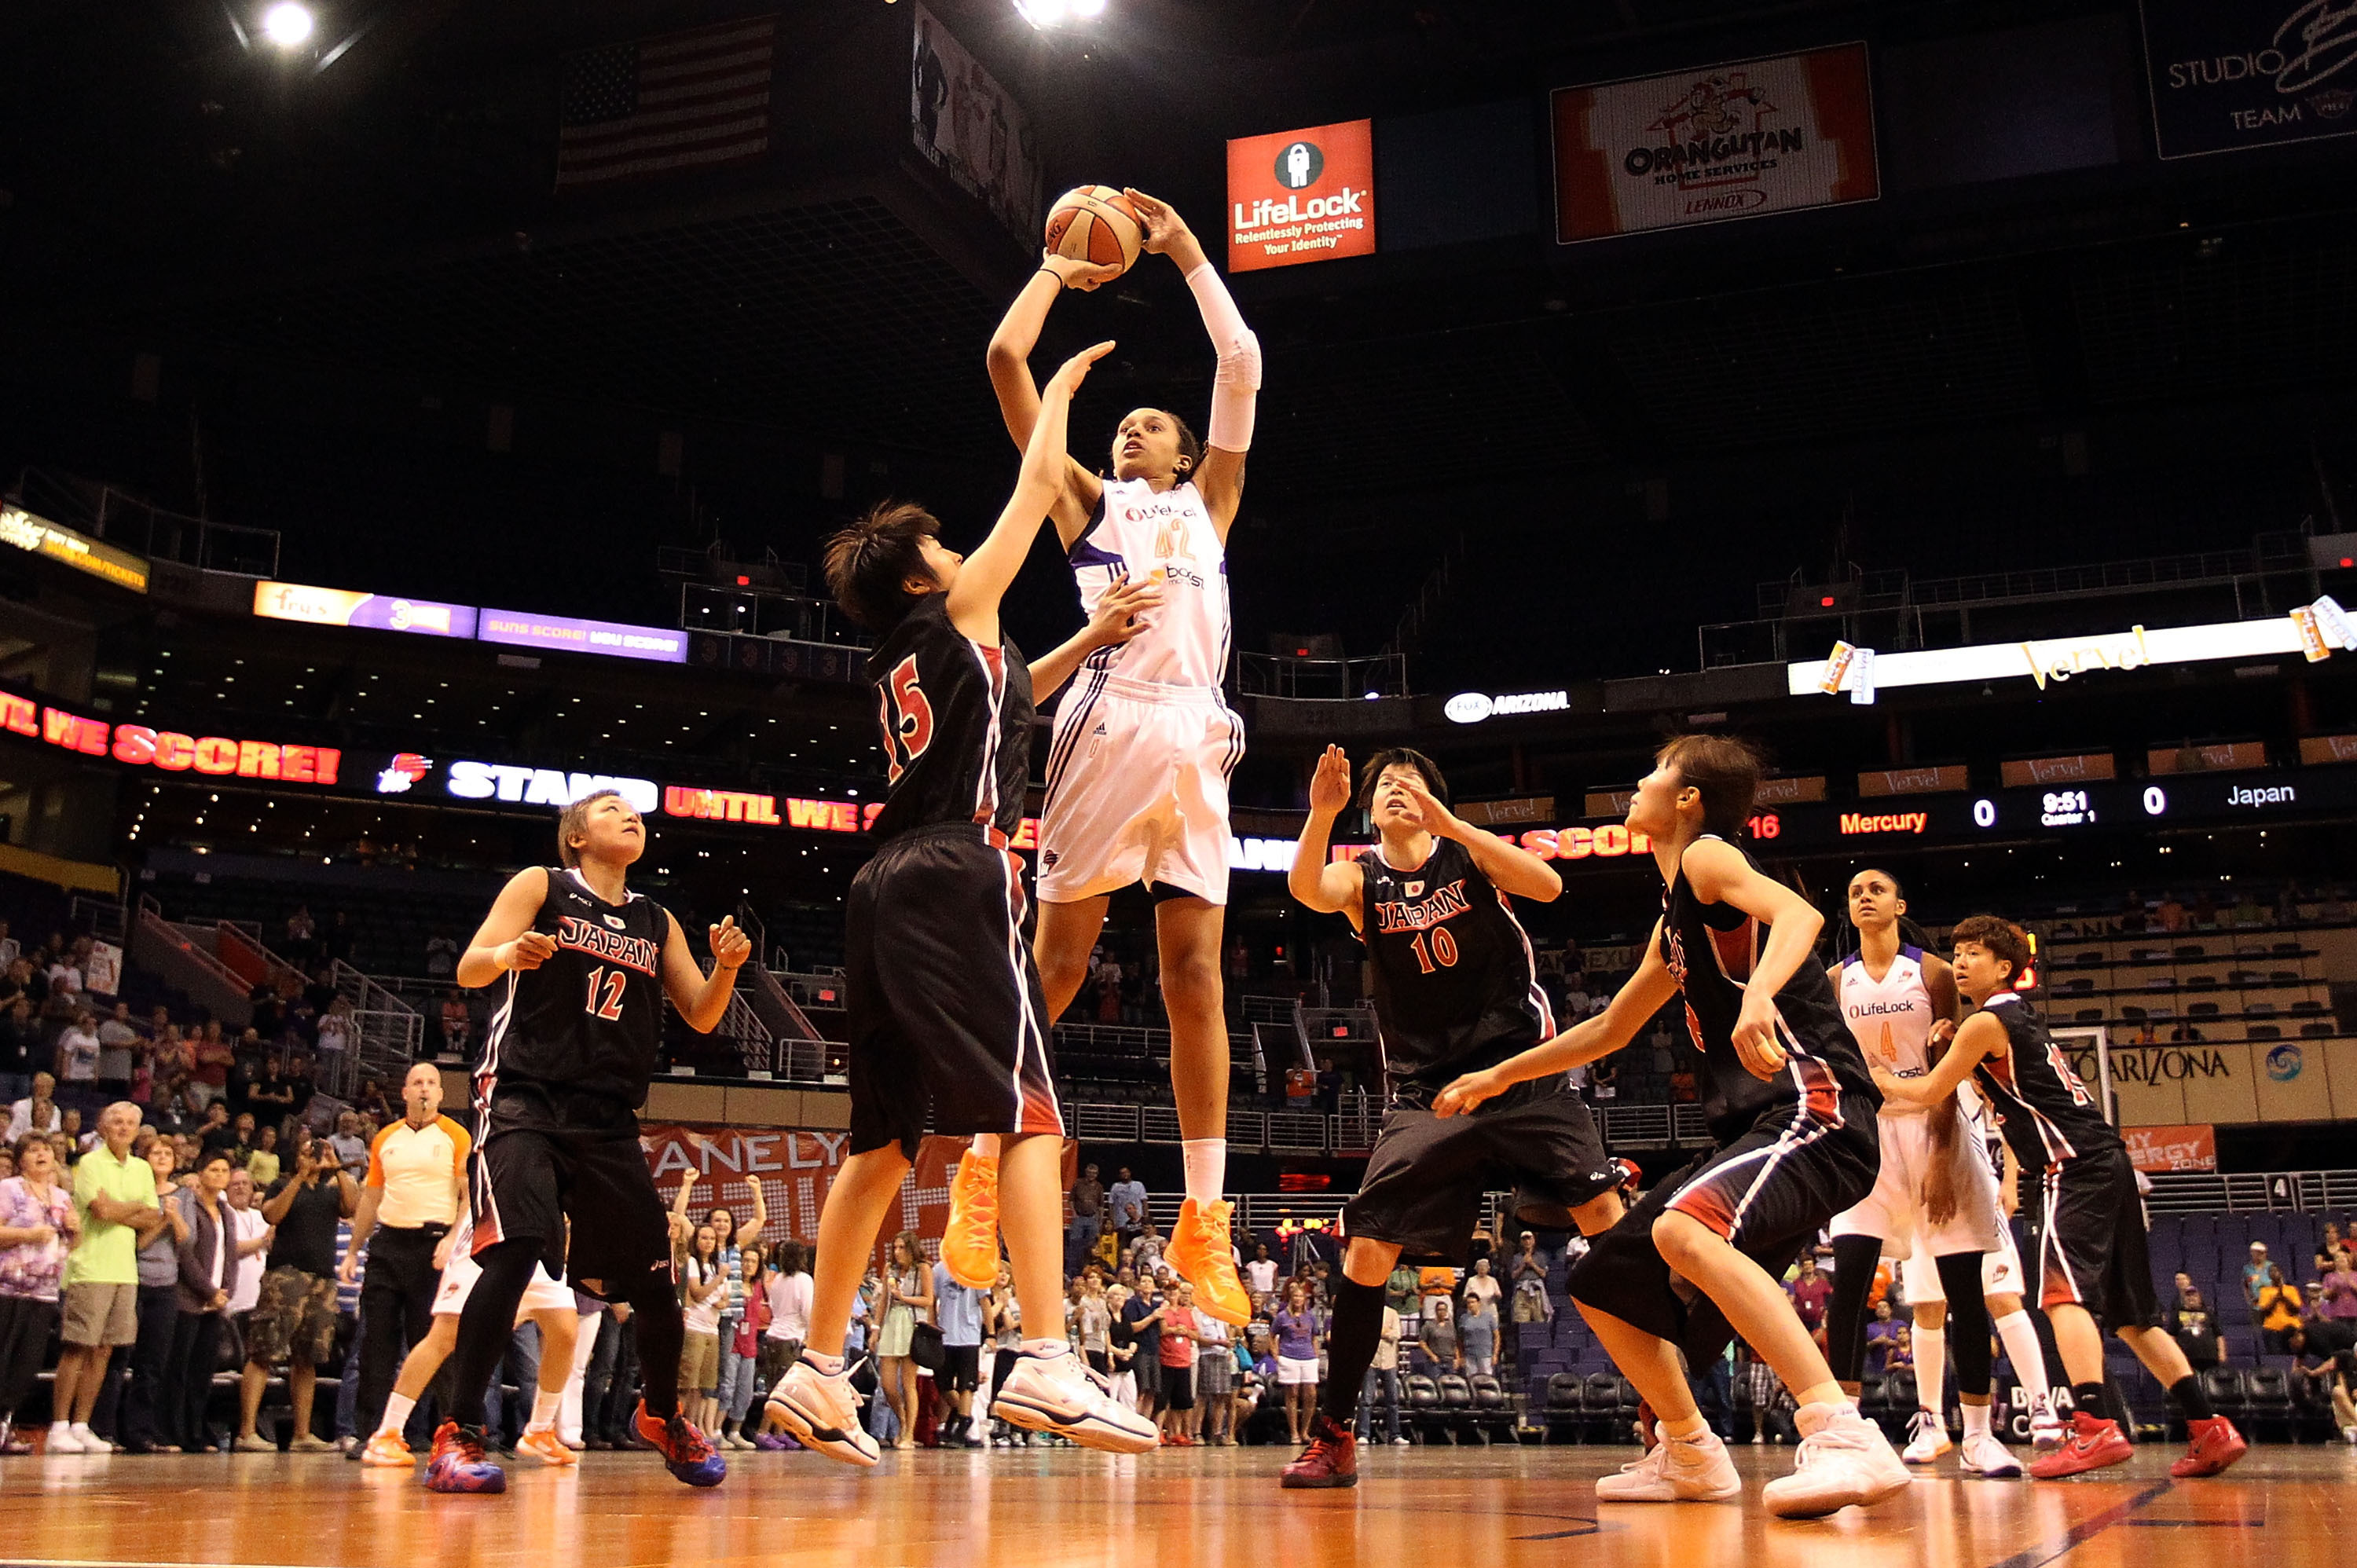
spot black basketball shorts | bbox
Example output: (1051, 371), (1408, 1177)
(845, 823), (1062, 1159)
(1569, 1078), (1878, 1364)
(471, 1088), (672, 1294)
(2032, 1145), (2161, 1332)
(1345, 1077), (1621, 1262)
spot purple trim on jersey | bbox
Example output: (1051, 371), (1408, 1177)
(1071, 540), (1126, 571)
(1066, 493), (1110, 562)
(1899, 943), (1924, 962)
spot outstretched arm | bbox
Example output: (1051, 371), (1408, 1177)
(1028, 570), (1163, 700)
(946, 342), (1113, 647)
(1876, 1011), (2003, 1107)
(658, 912), (751, 1035)
(1681, 837), (1824, 1080)
(986, 256), (1116, 545)
(1289, 746), (1365, 922)
(1433, 922), (1681, 1115)
(1126, 189), (1259, 540)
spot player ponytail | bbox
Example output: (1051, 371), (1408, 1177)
(1655, 732), (1765, 840)
(557, 788), (624, 869)
(823, 501), (944, 632)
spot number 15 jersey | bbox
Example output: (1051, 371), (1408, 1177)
(866, 592), (1033, 844)
(478, 866), (672, 1114)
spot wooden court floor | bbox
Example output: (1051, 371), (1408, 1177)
(4, 1442), (2350, 1568)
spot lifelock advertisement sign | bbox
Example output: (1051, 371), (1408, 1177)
(1226, 119), (1376, 272)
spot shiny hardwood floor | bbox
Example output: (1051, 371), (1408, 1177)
(4, 1441), (2348, 1568)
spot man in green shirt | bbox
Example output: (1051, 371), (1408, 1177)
(50, 1101), (161, 1453)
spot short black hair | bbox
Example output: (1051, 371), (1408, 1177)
(557, 788), (625, 870)
(823, 501), (944, 631)
(1655, 733), (1765, 839)
(1951, 914), (2032, 982)
(1357, 747), (1448, 809)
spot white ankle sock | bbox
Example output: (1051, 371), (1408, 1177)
(970, 1134), (999, 1160)
(378, 1393), (417, 1438)
(1020, 1337), (1070, 1358)
(1993, 1310), (2049, 1405)
(1181, 1139), (1226, 1206)
(530, 1386), (563, 1430)
(1913, 1322), (1945, 1414)
(1962, 1401), (1992, 1441)
(806, 1349), (844, 1375)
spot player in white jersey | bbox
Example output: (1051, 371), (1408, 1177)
(1899, 1082), (2061, 1451)
(978, 190), (1260, 1324)
(1820, 868), (2022, 1476)
(354, 1208), (581, 1471)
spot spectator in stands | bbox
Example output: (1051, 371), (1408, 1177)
(91, 1004), (137, 1101)
(1787, 1254), (1832, 1350)
(872, 1230), (932, 1452)
(752, 1242), (810, 1448)
(1107, 1167), (1147, 1257)
(423, 934), (458, 982)
(192, 1101), (232, 1154)
(6, 1071), (58, 1144)
(248, 982), (284, 1046)
(1508, 1231), (1552, 1323)
(1196, 1304), (1235, 1444)
(1125, 1272), (1165, 1420)
(2169, 1285), (2224, 1371)
(233, 1135), (357, 1452)
(245, 1054), (294, 1122)
(0, 998), (34, 1107)
(438, 990), (470, 1054)
(1863, 1299), (1902, 1375)
(284, 907), (315, 965)
(2319, 1248), (2357, 1330)
(1129, 1218), (1165, 1276)
(0, 923), (14, 973)
(1244, 1241), (1279, 1300)
(1353, 1292), (1404, 1448)
(93, 1138), (185, 1452)
(1074, 1271), (1112, 1378)
(2243, 1242), (2274, 1310)
(2256, 1265), (2304, 1353)
(1067, 1162), (1105, 1276)
(721, 1241), (770, 1449)
(1420, 1295), (1460, 1376)
(54, 1010), (101, 1116)
(0, 1132), (75, 1452)
(325, 1112), (368, 1171)
(1157, 1280), (1201, 1445)
(167, 1149), (236, 1452)
(222, 1167), (267, 1314)
(51, 1103), (160, 1452)
(353, 1079), (390, 1125)
(2280, 1326), (2357, 1443)
(190, 1025), (233, 1109)
(932, 1246), (986, 1447)
(1460, 1287), (1498, 1376)
(46, 949), (82, 1002)
(315, 997), (354, 1060)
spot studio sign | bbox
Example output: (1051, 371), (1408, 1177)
(1446, 689), (1571, 724)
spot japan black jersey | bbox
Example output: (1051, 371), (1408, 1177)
(1970, 992), (2121, 1171)
(1358, 837), (1554, 1094)
(479, 866), (670, 1113)
(866, 593), (1032, 843)
(1659, 833), (1874, 1142)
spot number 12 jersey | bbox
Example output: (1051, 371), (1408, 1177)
(478, 866), (671, 1113)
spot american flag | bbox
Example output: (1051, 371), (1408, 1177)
(556, 16), (775, 191)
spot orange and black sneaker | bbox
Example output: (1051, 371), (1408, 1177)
(636, 1401), (726, 1488)
(1281, 1416), (1358, 1489)
(1165, 1197), (1250, 1325)
(2170, 1415), (2248, 1478)
(2028, 1410), (2134, 1478)
(423, 1420), (505, 1493)
(941, 1151), (1001, 1290)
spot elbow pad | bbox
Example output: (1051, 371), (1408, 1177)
(1209, 328), (1261, 452)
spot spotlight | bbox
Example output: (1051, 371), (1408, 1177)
(1015, 0), (1069, 24)
(262, 2), (313, 46)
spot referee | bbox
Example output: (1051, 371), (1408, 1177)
(341, 1061), (470, 1453)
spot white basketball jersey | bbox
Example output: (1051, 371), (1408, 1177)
(1838, 945), (1937, 1101)
(1069, 475), (1230, 690)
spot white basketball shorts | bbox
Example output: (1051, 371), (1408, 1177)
(1902, 1222), (2028, 1305)
(1831, 1105), (2003, 1258)
(433, 1229), (578, 1320)
(1038, 672), (1243, 907)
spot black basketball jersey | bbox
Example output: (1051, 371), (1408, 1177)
(479, 866), (670, 1112)
(865, 593), (1032, 843)
(1358, 837), (1554, 1094)
(1970, 992), (2122, 1171)
(1659, 833), (1874, 1142)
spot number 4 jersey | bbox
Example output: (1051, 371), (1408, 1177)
(478, 866), (672, 1116)
(865, 592), (1032, 844)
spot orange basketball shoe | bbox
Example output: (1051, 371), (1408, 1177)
(1165, 1197), (1250, 1326)
(941, 1151), (1001, 1289)
(517, 1425), (579, 1466)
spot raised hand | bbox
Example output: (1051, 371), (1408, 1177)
(1047, 339), (1115, 398)
(709, 916), (752, 971)
(1120, 189), (1191, 255)
(1307, 745), (1351, 815)
(1395, 770), (1463, 840)
(1042, 251), (1125, 292)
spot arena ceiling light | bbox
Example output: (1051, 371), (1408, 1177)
(260, 2), (313, 47)
(1016, 0), (1103, 27)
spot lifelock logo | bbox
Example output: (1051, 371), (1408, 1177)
(1233, 188), (1365, 228)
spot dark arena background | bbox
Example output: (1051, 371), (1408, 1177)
(2, 0), (2355, 1559)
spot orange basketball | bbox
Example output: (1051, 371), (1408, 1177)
(1043, 185), (1144, 273)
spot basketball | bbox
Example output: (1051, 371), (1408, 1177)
(1044, 185), (1144, 273)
